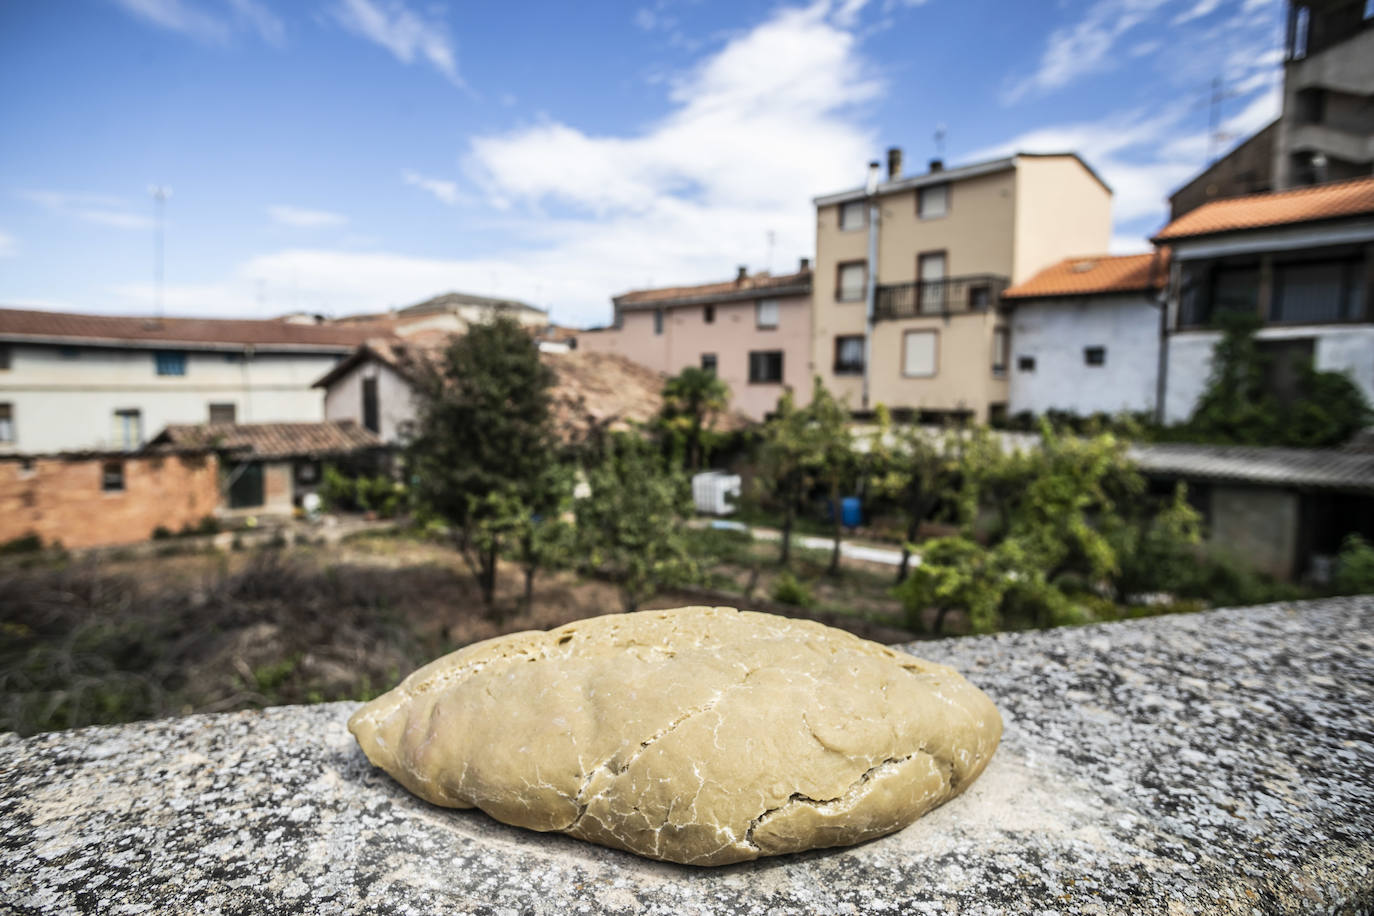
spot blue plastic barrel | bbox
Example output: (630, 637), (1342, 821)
(841, 497), (862, 528)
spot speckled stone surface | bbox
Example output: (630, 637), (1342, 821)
(3, 597), (1373, 915)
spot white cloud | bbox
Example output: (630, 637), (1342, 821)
(332, 0), (462, 87)
(0, 231), (16, 258)
(268, 205), (348, 228)
(1005, 0), (1170, 103)
(402, 170), (464, 206)
(110, 0), (284, 45)
(18, 190), (155, 230)
(1172, 0), (1224, 25)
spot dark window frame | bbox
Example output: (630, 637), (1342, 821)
(653, 309), (664, 335)
(916, 249), (949, 314)
(1018, 355), (1036, 373)
(0, 344), (11, 370)
(834, 335), (865, 376)
(208, 403), (237, 424)
(1084, 346), (1106, 367)
(992, 327), (1009, 376)
(838, 200), (867, 231)
(748, 350), (784, 384)
(704, 304), (715, 324)
(836, 260), (867, 302)
(0, 402), (13, 443)
(918, 182), (950, 219)
(101, 460), (125, 493)
(154, 350), (187, 376)
(362, 376), (380, 433)
(700, 353), (718, 373)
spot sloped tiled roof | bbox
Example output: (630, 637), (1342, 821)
(1153, 175), (1374, 242)
(613, 268), (811, 309)
(1002, 252), (1169, 300)
(149, 421), (385, 460)
(1130, 443), (1374, 492)
(0, 306), (386, 350)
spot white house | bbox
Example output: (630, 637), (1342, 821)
(1153, 176), (1374, 423)
(1001, 253), (1168, 418)
(0, 307), (379, 453)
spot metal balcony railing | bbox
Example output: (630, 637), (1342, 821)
(874, 274), (1009, 321)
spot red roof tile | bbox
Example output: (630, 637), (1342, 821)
(1002, 252), (1169, 300)
(1153, 176), (1374, 241)
(149, 421), (385, 459)
(0, 306), (389, 350)
(614, 268), (811, 308)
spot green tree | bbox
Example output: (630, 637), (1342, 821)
(659, 367), (731, 471)
(575, 433), (697, 612)
(405, 317), (561, 609)
(751, 388), (817, 567)
(866, 408), (958, 583)
(804, 378), (856, 577)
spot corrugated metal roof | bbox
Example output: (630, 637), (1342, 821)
(1130, 442), (1374, 492)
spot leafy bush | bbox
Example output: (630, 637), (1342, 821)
(1334, 535), (1374, 596)
(151, 525), (174, 540)
(0, 533), (43, 556)
(771, 571), (813, 608)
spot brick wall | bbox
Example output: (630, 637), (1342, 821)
(0, 452), (221, 549)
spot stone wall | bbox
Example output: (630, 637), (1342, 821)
(0, 451), (220, 549)
(3, 597), (1372, 913)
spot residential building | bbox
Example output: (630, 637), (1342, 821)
(0, 448), (220, 550)
(148, 420), (386, 514)
(313, 342), (748, 444)
(334, 291), (548, 336)
(0, 307), (381, 453)
(1168, 1), (1373, 219)
(810, 150), (1112, 421)
(1152, 175), (1374, 423)
(576, 263), (813, 420)
(1001, 252), (1170, 418)
(1132, 441), (1374, 581)
(1274, 0), (1374, 190)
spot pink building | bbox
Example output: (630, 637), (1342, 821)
(577, 261), (813, 420)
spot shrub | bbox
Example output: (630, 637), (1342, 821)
(151, 525), (174, 540)
(1, 533), (44, 556)
(1334, 534), (1374, 596)
(771, 571), (813, 608)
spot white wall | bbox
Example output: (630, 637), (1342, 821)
(0, 343), (343, 452)
(1163, 325), (1374, 423)
(1008, 294), (1161, 416)
(321, 359), (416, 444)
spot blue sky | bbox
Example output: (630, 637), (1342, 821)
(0, 0), (1285, 327)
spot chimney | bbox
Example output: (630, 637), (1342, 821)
(929, 158), (944, 173)
(736, 265), (748, 284)
(887, 147), (903, 180)
(799, 257), (811, 272)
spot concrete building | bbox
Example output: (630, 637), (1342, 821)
(1152, 175), (1374, 423)
(810, 150), (1112, 421)
(1274, 0), (1374, 189)
(576, 264), (813, 421)
(1132, 441), (1374, 582)
(1169, 122), (1278, 220)
(1001, 252), (1169, 418)
(0, 307), (379, 453)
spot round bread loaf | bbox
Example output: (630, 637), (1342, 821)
(348, 606), (1001, 865)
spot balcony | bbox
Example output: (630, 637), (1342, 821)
(874, 274), (1009, 321)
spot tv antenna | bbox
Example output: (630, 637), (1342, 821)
(149, 185), (172, 320)
(1200, 76), (1242, 164)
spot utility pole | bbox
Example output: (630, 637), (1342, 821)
(149, 185), (171, 320)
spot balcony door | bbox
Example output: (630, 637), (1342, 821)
(917, 252), (946, 314)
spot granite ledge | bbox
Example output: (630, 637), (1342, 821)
(3, 596), (1374, 915)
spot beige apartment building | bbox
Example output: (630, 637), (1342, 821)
(577, 262), (812, 420)
(811, 150), (1112, 420)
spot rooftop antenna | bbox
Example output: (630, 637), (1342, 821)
(934, 123), (947, 160)
(148, 185), (171, 320)
(1201, 76), (1241, 164)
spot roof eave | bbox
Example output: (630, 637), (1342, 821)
(614, 282), (812, 310)
(0, 333), (361, 353)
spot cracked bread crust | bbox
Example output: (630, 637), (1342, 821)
(347, 606), (1002, 866)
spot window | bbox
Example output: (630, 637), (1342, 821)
(362, 377), (380, 433)
(748, 350), (784, 384)
(113, 409), (142, 449)
(295, 461), (320, 484)
(653, 309), (664, 335)
(101, 461), (125, 492)
(1291, 4), (1309, 58)
(1018, 356), (1036, 373)
(155, 350), (187, 376)
(837, 261), (867, 301)
(1084, 346), (1106, 366)
(917, 252), (947, 314)
(834, 335), (865, 375)
(902, 330), (937, 378)
(839, 200), (866, 231)
(0, 403), (12, 443)
(992, 327), (1009, 376)
(918, 183), (949, 219)
(969, 283), (992, 310)
(1182, 261), (1260, 327)
(1272, 258), (1364, 323)
(704, 304), (715, 324)
(59, 347), (80, 360)
(701, 353), (718, 373)
(756, 299), (779, 329)
(0, 344), (11, 370)
(209, 403), (237, 424)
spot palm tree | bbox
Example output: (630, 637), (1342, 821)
(660, 367), (731, 471)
